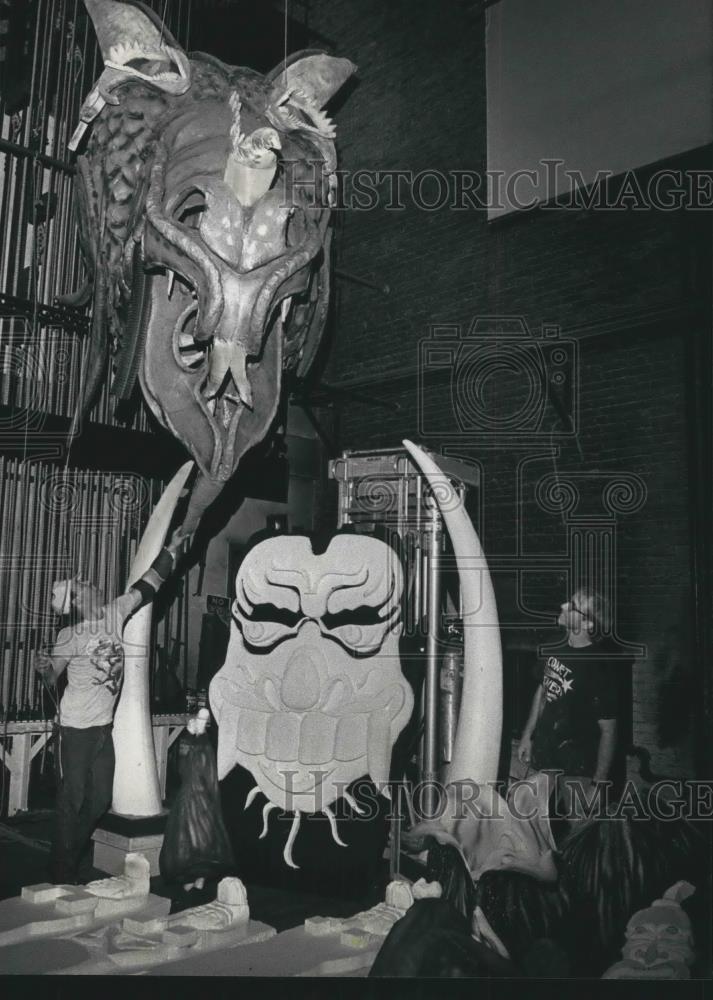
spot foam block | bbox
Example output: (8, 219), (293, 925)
(21, 884), (70, 905)
(340, 927), (381, 950)
(122, 913), (169, 936)
(162, 925), (199, 947)
(55, 891), (100, 915)
(304, 915), (342, 936)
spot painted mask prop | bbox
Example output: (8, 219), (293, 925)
(69, 0), (355, 534)
(603, 881), (696, 979)
(559, 815), (699, 974)
(209, 534), (413, 866)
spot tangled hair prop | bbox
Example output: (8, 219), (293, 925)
(473, 869), (571, 967)
(559, 815), (706, 975)
(369, 899), (516, 979)
(424, 839), (477, 921)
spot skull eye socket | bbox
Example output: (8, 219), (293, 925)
(244, 602), (303, 628)
(322, 606), (385, 631)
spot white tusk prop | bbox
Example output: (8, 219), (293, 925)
(111, 461), (194, 816)
(403, 440), (503, 786)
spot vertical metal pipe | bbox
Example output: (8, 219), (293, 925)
(422, 495), (442, 817)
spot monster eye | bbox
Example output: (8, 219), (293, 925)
(171, 187), (207, 229)
(244, 602), (303, 628)
(286, 206), (308, 247)
(322, 606), (385, 630)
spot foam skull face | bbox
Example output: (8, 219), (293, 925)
(209, 535), (413, 820)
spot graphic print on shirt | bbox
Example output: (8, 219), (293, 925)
(542, 655), (574, 702)
(89, 637), (124, 696)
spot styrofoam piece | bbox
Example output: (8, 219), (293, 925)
(93, 893), (169, 921)
(384, 879), (414, 910)
(411, 878), (442, 899)
(0, 887), (171, 952)
(339, 927), (382, 950)
(304, 915), (343, 936)
(55, 891), (100, 915)
(161, 925), (199, 948)
(123, 913), (171, 936)
(54, 919), (277, 975)
(0, 909), (96, 947)
(20, 884), (70, 905)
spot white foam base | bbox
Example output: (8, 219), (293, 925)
(0, 883), (170, 949)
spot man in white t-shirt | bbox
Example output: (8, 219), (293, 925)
(34, 530), (184, 884)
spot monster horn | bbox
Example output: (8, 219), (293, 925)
(402, 440), (502, 785)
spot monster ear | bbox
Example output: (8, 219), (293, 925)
(83, 0), (190, 93)
(265, 49), (356, 122)
(266, 50), (356, 104)
(70, 0), (191, 150)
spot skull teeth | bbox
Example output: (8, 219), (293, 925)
(227, 701), (395, 771)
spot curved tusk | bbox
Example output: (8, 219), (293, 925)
(112, 460), (195, 816)
(402, 440), (502, 786)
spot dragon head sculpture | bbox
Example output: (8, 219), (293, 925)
(70, 0), (355, 532)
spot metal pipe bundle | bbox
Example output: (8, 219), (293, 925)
(0, 459), (188, 721)
(0, 0), (193, 433)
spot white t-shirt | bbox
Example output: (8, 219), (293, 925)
(53, 592), (137, 728)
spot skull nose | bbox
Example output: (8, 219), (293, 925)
(281, 650), (321, 711)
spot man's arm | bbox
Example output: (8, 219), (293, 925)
(593, 718), (617, 782)
(518, 685), (544, 763)
(121, 529), (186, 619)
(34, 650), (69, 685)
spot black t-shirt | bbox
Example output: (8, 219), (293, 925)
(531, 641), (618, 776)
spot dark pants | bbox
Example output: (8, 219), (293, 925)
(50, 724), (114, 883)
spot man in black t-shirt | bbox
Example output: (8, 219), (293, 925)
(517, 588), (618, 824)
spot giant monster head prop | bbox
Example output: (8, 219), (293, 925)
(70, 0), (354, 532)
(210, 442), (504, 867)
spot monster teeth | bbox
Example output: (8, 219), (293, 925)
(280, 296), (292, 324)
(265, 712), (300, 761)
(322, 679), (346, 713)
(334, 713), (368, 761)
(167, 268), (176, 300)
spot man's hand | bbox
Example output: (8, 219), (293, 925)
(34, 652), (55, 683)
(517, 734), (532, 765)
(167, 527), (190, 557)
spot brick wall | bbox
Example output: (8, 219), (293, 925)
(310, 0), (709, 777)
